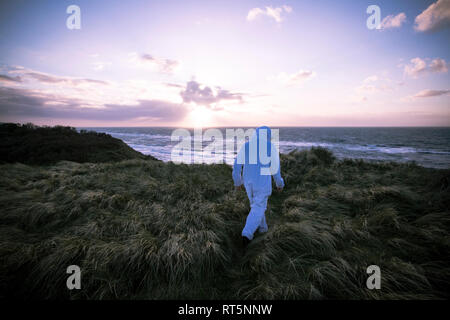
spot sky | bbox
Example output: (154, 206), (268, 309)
(0, 0), (449, 127)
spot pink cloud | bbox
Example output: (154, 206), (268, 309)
(414, 89), (449, 98)
(380, 12), (407, 29)
(404, 57), (447, 78)
(414, 0), (450, 32)
(429, 58), (448, 73)
(247, 5), (292, 23)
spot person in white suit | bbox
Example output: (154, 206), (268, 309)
(232, 126), (285, 247)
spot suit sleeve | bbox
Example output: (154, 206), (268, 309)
(271, 144), (285, 188)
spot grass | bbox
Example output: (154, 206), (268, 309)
(0, 125), (449, 299)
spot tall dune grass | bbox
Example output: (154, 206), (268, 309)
(0, 147), (449, 299)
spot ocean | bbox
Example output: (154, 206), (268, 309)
(78, 127), (450, 169)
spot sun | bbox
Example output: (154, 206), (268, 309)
(188, 105), (213, 128)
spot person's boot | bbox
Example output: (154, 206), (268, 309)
(242, 236), (251, 248)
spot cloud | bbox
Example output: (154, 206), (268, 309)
(247, 5), (292, 23)
(429, 58), (448, 73)
(88, 54), (111, 71)
(289, 70), (315, 82)
(180, 80), (243, 108)
(356, 84), (393, 94)
(0, 86), (187, 122)
(91, 61), (111, 71)
(164, 82), (184, 88)
(137, 53), (180, 74)
(0, 87), (76, 118)
(356, 84), (379, 93)
(404, 57), (448, 78)
(247, 8), (265, 21)
(404, 58), (428, 78)
(414, 0), (450, 32)
(354, 75), (393, 100)
(29, 72), (108, 86)
(363, 75), (378, 83)
(1, 66), (147, 113)
(0, 74), (22, 83)
(8, 67), (109, 86)
(102, 100), (188, 121)
(414, 89), (450, 98)
(269, 70), (316, 86)
(380, 12), (407, 29)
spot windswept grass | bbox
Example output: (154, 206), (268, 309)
(0, 145), (449, 299)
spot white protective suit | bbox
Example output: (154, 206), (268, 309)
(232, 126), (285, 240)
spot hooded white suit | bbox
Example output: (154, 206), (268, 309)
(232, 126), (285, 240)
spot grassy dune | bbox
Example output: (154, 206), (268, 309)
(0, 123), (156, 165)
(0, 127), (449, 299)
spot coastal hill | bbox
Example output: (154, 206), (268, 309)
(0, 124), (449, 299)
(0, 123), (157, 165)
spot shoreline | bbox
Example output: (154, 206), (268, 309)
(79, 126), (450, 170)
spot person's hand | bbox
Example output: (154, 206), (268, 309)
(235, 185), (243, 191)
(276, 186), (283, 192)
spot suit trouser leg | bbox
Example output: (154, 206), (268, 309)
(258, 214), (268, 233)
(242, 185), (269, 240)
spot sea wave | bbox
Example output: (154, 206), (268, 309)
(104, 132), (172, 140)
(77, 127), (450, 169)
